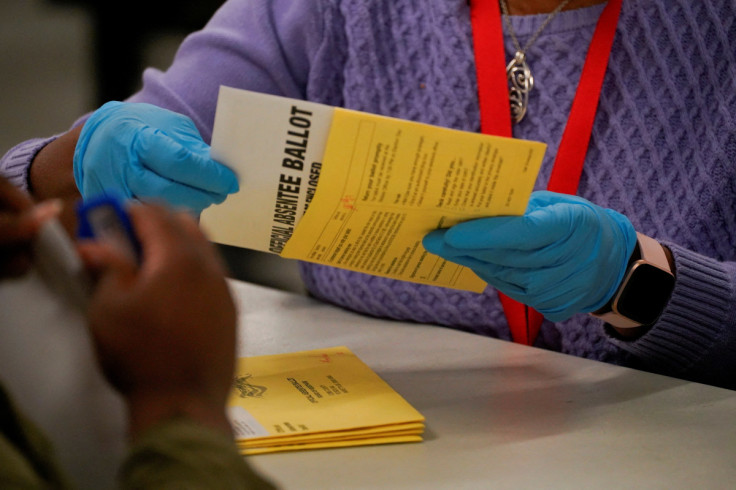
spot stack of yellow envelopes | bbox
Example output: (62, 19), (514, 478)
(227, 346), (425, 455)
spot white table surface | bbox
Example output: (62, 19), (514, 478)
(2, 275), (735, 489)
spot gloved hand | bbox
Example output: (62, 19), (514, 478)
(422, 191), (637, 321)
(73, 101), (238, 214)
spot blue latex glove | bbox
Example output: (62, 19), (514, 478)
(422, 191), (637, 321)
(73, 101), (238, 214)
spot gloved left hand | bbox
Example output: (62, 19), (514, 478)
(422, 191), (637, 321)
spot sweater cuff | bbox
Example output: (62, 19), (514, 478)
(606, 242), (734, 376)
(0, 136), (59, 192)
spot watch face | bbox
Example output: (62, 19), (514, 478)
(615, 263), (675, 325)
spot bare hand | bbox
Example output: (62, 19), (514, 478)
(78, 203), (237, 438)
(0, 177), (60, 278)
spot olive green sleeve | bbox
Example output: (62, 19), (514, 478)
(0, 384), (73, 489)
(118, 419), (277, 490)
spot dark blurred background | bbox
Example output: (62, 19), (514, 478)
(0, 0), (304, 293)
(46, 0), (224, 104)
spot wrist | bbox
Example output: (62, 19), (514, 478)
(125, 390), (233, 441)
(610, 243), (675, 339)
(30, 125), (82, 200)
(29, 126), (83, 233)
(592, 233), (675, 330)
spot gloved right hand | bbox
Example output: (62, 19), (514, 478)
(73, 101), (238, 214)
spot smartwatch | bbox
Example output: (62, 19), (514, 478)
(593, 233), (675, 328)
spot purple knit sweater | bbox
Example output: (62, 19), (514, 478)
(3, 0), (735, 389)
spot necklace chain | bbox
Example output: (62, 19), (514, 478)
(499, 0), (573, 123)
(500, 0), (573, 54)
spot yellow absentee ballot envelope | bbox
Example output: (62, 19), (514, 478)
(226, 346), (425, 455)
(201, 86), (546, 292)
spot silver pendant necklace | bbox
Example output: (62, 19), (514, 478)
(499, 0), (573, 123)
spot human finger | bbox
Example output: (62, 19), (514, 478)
(441, 207), (579, 252)
(133, 127), (239, 194)
(77, 239), (138, 285)
(0, 176), (33, 212)
(127, 164), (231, 213)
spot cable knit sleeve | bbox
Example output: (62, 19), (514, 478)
(0, 136), (59, 192)
(0, 0), (323, 191)
(126, 0), (324, 143)
(607, 242), (736, 390)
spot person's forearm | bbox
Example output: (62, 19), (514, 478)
(607, 241), (736, 389)
(29, 125), (82, 231)
(121, 418), (276, 489)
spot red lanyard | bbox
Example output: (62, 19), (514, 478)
(470, 0), (623, 345)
